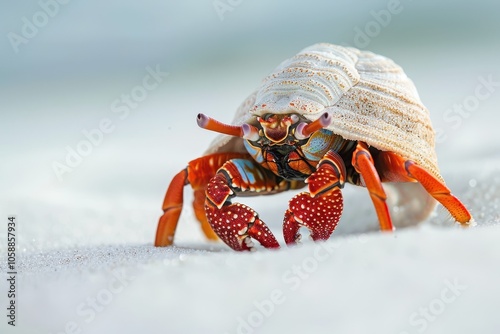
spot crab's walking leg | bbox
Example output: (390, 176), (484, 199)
(155, 153), (249, 247)
(352, 142), (394, 231)
(283, 150), (346, 245)
(376, 151), (473, 224)
(155, 170), (187, 246)
(193, 188), (218, 241)
(205, 159), (301, 251)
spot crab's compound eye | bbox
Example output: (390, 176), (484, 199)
(260, 114), (270, 121)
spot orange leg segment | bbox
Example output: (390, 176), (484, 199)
(193, 188), (219, 241)
(352, 142), (394, 231)
(405, 161), (472, 224)
(376, 150), (473, 225)
(155, 169), (188, 246)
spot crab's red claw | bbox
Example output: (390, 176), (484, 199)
(283, 190), (343, 245)
(204, 161), (286, 251)
(283, 150), (346, 245)
(205, 202), (279, 251)
(247, 217), (281, 249)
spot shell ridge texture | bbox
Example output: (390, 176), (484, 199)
(205, 43), (442, 182)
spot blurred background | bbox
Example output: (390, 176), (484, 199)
(1, 0), (499, 249)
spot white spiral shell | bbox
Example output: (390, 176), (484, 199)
(207, 43), (441, 183)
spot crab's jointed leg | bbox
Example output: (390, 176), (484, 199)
(352, 142), (394, 231)
(283, 150), (346, 245)
(193, 188), (219, 241)
(155, 169), (187, 247)
(155, 152), (250, 247)
(205, 158), (303, 251)
(376, 151), (473, 224)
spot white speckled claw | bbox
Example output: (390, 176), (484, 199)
(283, 190), (343, 245)
(204, 172), (281, 251)
(283, 150), (346, 245)
(204, 201), (280, 251)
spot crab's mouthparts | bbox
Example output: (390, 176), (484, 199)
(257, 112), (332, 143)
(256, 114), (298, 143)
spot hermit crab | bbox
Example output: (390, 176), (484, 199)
(155, 43), (472, 251)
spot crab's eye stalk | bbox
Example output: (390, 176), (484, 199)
(294, 112), (332, 140)
(196, 113), (242, 137)
(197, 113), (260, 140)
(262, 114), (273, 121)
(242, 124), (260, 141)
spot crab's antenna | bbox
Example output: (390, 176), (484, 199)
(295, 112), (332, 140)
(197, 113), (259, 140)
